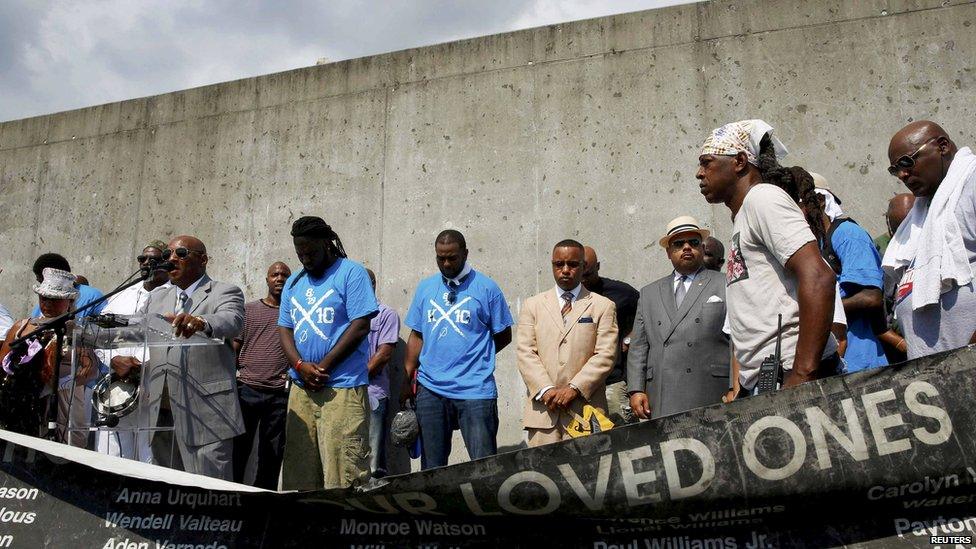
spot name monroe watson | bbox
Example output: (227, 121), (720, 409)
(309, 381), (953, 516)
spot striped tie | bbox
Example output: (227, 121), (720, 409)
(561, 291), (573, 318)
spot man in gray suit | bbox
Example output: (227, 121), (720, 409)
(111, 235), (245, 479)
(627, 216), (730, 420)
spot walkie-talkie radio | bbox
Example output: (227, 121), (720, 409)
(756, 314), (783, 395)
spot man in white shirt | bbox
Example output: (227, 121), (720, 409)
(95, 241), (170, 461)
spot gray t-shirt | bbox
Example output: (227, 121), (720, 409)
(894, 174), (976, 360)
(727, 184), (837, 388)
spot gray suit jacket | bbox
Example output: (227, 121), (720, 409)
(144, 275), (245, 446)
(626, 269), (729, 419)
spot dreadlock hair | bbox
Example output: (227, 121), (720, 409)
(753, 135), (828, 246)
(290, 216), (348, 258)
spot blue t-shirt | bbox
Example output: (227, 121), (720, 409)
(405, 269), (513, 399)
(278, 258), (379, 389)
(831, 220), (888, 372)
(31, 284), (105, 318)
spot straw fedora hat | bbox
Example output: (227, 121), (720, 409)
(32, 268), (80, 300)
(659, 216), (710, 248)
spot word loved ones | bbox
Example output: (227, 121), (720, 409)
(318, 380), (952, 517)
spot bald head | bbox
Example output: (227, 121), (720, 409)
(888, 120), (957, 198)
(265, 261), (291, 301)
(886, 193), (916, 237)
(166, 235), (208, 289)
(581, 246), (600, 290)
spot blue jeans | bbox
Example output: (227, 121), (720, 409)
(415, 384), (497, 470)
(368, 397), (389, 478)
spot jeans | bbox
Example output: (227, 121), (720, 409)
(368, 396), (389, 478)
(232, 383), (288, 490)
(415, 384), (497, 470)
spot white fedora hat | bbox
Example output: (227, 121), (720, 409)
(659, 216), (710, 249)
(32, 268), (80, 300)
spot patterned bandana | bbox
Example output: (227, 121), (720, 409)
(699, 119), (789, 166)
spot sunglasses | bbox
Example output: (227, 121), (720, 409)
(670, 238), (702, 249)
(136, 254), (162, 263)
(551, 260), (582, 269)
(888, 137), (938, 176)
(447, 290), (457, 305)
(162, 247), (205, 260)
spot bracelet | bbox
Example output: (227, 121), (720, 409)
(294, 360), (304, 372)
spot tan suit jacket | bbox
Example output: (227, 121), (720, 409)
(516, 287), (618, 430)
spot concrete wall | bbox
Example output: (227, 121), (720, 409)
(2, 0), (975, 467)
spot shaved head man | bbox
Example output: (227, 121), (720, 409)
(232, 260), (292, 489)
(883, 121), (976, 360)
(886, 193), (916, 237)
(580, 246), (638, 424)
(703, 236), (726, 272)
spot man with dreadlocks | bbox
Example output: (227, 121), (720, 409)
(696, 120), (838, 394)
(278, 216), (378, 489)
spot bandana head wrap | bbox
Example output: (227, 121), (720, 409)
(700, 119), (789, 166)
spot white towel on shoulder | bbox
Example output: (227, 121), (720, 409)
(882, 146), (976, 309)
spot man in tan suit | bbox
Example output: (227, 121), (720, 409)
(516, 239), (618, 447)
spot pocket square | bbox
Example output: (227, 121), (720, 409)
(578, 317), (594, 324)
(705, 295), (724, 303)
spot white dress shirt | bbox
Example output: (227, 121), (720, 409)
(671, 269), (701, 295)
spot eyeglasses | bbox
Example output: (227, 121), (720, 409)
(162, 247), (205, 260)
(888, 137), (938, 176)
(551, 260), (582, 269)
(670, 238), (702, 249)
(136, 254), (161, 264)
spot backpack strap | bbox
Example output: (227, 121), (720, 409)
(821, 217), (858, 276)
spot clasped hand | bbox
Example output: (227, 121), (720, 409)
(541, 385), (579, 412)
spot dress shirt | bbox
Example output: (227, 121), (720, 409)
(672, 268), (702, 295)
(175, 276), (206, 312)
(553, 284), (582, 305)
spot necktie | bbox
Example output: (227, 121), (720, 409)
(177, 291), (189, 313)
(675, 275), (688, 308)
(561, 292), (573, 318)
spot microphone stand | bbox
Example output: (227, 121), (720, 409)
(8, 264), (159, 441)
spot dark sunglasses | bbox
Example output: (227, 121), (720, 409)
(888, 137), (938, 176)
(162, 247), (204, 260)
(136, 255), (157, 263)
(670, 238), (702, 249)
(447, 290), (457, 305)
(551, 260), (582, 269)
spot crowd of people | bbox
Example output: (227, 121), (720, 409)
(0, 117), (971, 492)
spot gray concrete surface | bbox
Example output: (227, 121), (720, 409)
(2, 0), (975, 469)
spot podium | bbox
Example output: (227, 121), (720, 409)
(63, 313), (223, 460)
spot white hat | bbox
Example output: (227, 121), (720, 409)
(659, 216), (710, 249)
(32, 268), (80, 300)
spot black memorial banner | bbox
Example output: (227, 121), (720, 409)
(1, 347), (976, 547)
